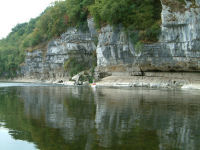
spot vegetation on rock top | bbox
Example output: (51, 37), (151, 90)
(0, 0), (163, 78)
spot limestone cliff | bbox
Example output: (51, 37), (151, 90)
(97, 0), (200, 74)
(22, 1), (200, 84)
(22, 19), (97, 81)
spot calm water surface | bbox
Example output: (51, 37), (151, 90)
(0, 82), (200, 150)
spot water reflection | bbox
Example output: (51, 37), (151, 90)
(0, 85), (200, 150)
(0, 127), (36, 150)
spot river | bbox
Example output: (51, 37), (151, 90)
(0, 82), (200, 150)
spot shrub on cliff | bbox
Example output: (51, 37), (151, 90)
(22, 1), (69, 48)
(64, 57), (89, 77)
(89, 0), (161, 29)
(90, 0), (161, 43)
(0, 0), (163, 78)
(0, 23), (30, 78)
(66, 0), (94, 29)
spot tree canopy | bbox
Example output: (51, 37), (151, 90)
(0, 0), (164, 78)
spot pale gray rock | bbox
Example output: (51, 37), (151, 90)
(22, 22), (97, 80)
(71, 71), (85, 85)
(22, 1), (200, 83)
(96, 0), (200, 75)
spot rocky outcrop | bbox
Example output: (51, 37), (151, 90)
(22, 25), (97, 81)
(96, 0), (200, 75)
(22, 1), (200, 85)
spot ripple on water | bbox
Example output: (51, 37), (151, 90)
(0, 82), (58, 88)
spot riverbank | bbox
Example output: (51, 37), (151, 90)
(95, 76), (200, 90)
(1, 72), (200, 90)
(0, 77), (75, 86)
(95, 72), (200, 90)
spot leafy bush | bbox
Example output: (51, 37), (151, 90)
(90, 0), (162, 44)
(66, 0), (94, 30)
(64, 57), (89, 77)
(0, 0), (163, 77)
(37, 1), (68, 40)
(139, 22), (161, 42)
(64, 51), (97, 78)
(90, 0), (161, 30)
(135, 41), (144, 54)
(177, 0), (185, 3)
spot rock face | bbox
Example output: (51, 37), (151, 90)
(22, 1), (200, 81)
(96, 0), (200, 74)
(22, 26), (97, 80)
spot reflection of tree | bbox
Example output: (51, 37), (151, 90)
(0, 89), (70, 150)
(136, 97), (200, 150)
(1, 87), (200, 150)
(63, 87), (96, 119)
(0, 90), (33, 142)
(113, 127), (159, 150)
(0, 87), (160, 150)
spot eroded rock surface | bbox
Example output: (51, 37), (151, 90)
(96, 0), (200, 74)
(22, 26), (97, 81)
(22, 1), (200, 84)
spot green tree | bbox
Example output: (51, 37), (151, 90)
(66, 0), (94, 29)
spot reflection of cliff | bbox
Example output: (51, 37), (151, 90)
(19, 86), (160, 149)
(94, 88), (200, 150)
(1, 86), (200, 149)
(0, 89), (74, 150)
(19, 86), (99, 149)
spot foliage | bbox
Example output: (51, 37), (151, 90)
(138, 21), (161, 42)
(66, 0), (94, 29)
(90, 0), (161, 30)
(0, 1), (69, 78)
(90, 0), (162, 46)
(0, 22), (32, 78)
(177, 0), (185, 3)
(135, 41), (144, 54)
(0, 88), (161, 150)
(64, 57), (89, 77)
(129, 21), (161, 51)
(37, 1), (68, 40)
(0, 0), (163, 78)
(64, 51), (97, 78)
(23, 1), (69, 48)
